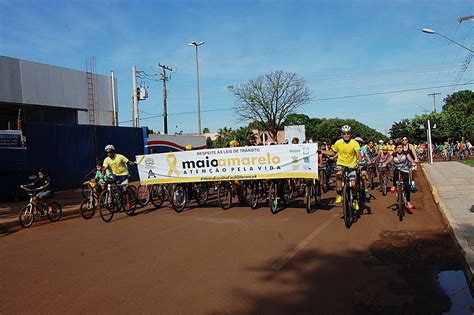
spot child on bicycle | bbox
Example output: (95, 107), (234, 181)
(20, 168), (54, 213)
(389, 142), (414, 212)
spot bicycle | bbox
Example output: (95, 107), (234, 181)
(80, 180), (99, 220)
(268, 179), (292, 214)
(218, 181), (248, 210)
(395, 169), (408, 222)
(19, 187), (62, 228)
(171, 182), (208, 212)
(136, 184), (151, 207)
(367, 163), (377, 190)
(98, 176), (137, 223)
(378, 164), (389, 196)
(305, 178), (321, 213)
(341, 167), (358, 229)
(248, 180), (269, 210)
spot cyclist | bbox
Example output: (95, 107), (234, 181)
(401, 137), (419, 190)
(355, 137), (371, 199)
(20, 168), (54, 215)
(377, 145), (391, 184)
(389, 141), (415, 212)
(291, 137), (299, 144)
(322, 125), (362, 210)
(387, 139), (395, 156)
(377, 140), (385, 152)
(103, 144), (135, 189)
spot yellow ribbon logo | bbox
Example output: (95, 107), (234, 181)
(167, 154), (180, 176)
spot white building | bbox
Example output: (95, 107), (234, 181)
(0, 56), (118, 129)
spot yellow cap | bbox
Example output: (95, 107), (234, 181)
(185, 144), (193, 150)
(229, 140), (239, 147)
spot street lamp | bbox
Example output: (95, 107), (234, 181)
(189, 41), (205, 135)
(422, 28), (474, 53)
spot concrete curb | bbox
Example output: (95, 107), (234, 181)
(0, 207), (81, 233)
(421, 164), (474, 290)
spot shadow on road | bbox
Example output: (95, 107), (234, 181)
(219, 228), (462, 314)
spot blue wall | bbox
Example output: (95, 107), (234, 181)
(0, 123), (145, 201)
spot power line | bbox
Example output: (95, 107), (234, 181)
(119, 81), (474, 124)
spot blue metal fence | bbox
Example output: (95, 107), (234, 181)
(0, 123), (145, 201)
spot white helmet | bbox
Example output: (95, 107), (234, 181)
(341, 125), (352, 133)
(354, 137), (364, 143)
(378, 140), (384, 144)
(104, 144), (115, 152)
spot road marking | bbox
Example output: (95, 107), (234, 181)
(270, 213), (339, 271)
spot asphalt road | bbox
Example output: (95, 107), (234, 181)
(0, 172), (462, 314)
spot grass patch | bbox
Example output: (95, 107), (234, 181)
(460, 159), (474, 167)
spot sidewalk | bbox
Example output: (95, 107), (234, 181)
(423, 161), (474, 288)
(0, 188), (84, 231)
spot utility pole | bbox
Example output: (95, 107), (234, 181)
(427, 92), (441, 113)
(132, 65), (139, 127)
(158, 63), (173, 134)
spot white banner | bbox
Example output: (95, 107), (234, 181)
(136, 144), (318, 184)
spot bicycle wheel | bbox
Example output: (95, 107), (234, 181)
(320, 171), (328, 193)
(370, 170), (375, 190)
(249, 181), (259, 210)
(81, 183), (90, 199)
(80, 199), (95, 220)
(306, 182), (316, 214)
(172, 184), (187, 213)
(19, 205), (34, 228)
(46, 202), (62, 222)
(342, 184), (352, 229)
(136, 185), (150, 207)
(282, 181), (292, 207)
(269, 182), (279, 214)
(397, 186), (404, 222)
(99, 190), (115, 223)
(123, 187), (137, 216)
(237, 183), (248, 206)
(195, 183), (209, 206)
(150, 184), (165, 208)
(218, 182), (232, 210)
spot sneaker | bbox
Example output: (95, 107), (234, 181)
(407, 204), (414, 211)
(335, 195), (342, 204)
(352, 200), (359, 211)
(390, 187), (396, 193)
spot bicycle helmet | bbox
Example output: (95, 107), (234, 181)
(354, 137), (364, 143)
(378, 140), (384, 144)
(341, 125), (352, 133)
(229, 140), (239, 147)
(104, 144), (115, 152)
(185, 144), (193, 150)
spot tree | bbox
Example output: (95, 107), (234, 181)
(229, 70), (312, 141)
(443, 90), (474, 114)
(389, 119), (410, 140)
(215, 127), (233, 148)
(206, 137), (214, 149)
(202, 127), (210, 133)
(234, 126), (256, 146)
(315, 118), (387, 144)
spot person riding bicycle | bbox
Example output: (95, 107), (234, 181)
(389, 142), (415, 212)
(20, 168), (54, 214)
(355, 137), (371, 200)
(366, 140), (378, 174)
(401, 137), (419, 190)
(291, 137), (299, 144)
(229, 140), (245, 196)
(387, 139), (395, 155)
(103, 145), (135, 189)
(321, 125), (362, 210)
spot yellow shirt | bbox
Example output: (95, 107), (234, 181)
(332, 139), (360, 167)
(387, 144), (395, 155)
(103, 154), (129, 176)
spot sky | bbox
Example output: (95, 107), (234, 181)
(1, 0), (473, 135)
